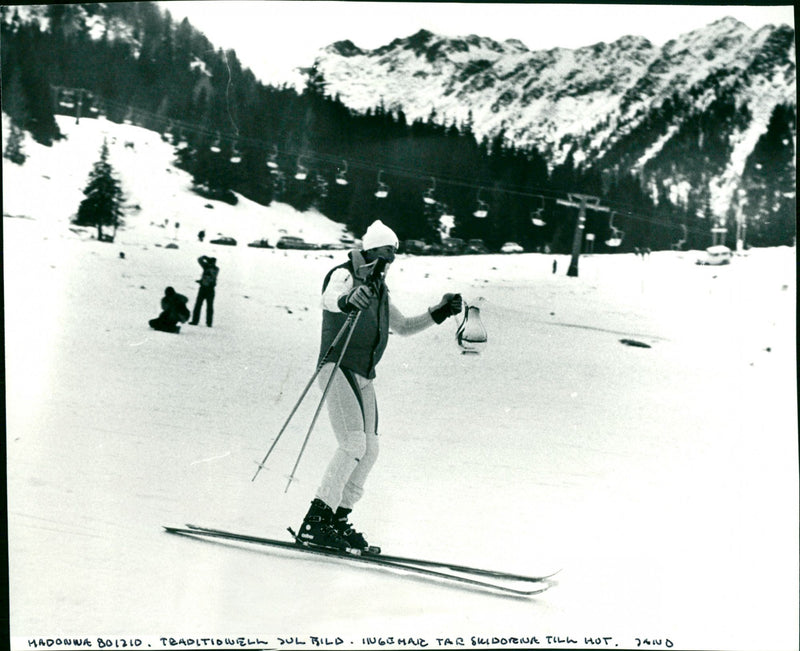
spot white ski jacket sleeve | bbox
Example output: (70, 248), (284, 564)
(388, 301), (436, 335)
(321, 268), (353, 312)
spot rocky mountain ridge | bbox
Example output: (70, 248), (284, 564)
(312, 17), (796, 216)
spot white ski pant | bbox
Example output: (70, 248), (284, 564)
(315, 363), (379, 511)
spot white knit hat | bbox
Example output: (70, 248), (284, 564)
(361, 220), (399, 251)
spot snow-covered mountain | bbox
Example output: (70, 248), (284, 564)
(312, 18), (796, 211)
(314, 18), (794, 162)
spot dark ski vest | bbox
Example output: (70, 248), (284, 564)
(200, 265), (218, 288)
(318, 254), (390, 379)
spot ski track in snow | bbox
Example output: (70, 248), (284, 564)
(3, 114), (799, 650)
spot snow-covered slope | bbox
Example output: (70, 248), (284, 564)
(2, 114), (351, 248)
(3, 114), (798, 650)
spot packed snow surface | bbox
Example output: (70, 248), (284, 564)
(4, 116), (798, 650)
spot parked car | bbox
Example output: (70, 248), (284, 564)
(401, 239), (427, 255)
(422, 243), (444, 256)
(696, 245), (732, 265)
(441, 237), (465, 255)
(465, 238), (490, 254)
(209, 236), (237, 246)
(247, 238), (273, 248)
(500, 241), (524, 253)
(276, 236), (316, 250)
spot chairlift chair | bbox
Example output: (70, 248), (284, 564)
(294, 157), (308, 181)
(473, 188), (489, 218)
(604, 212), (624, 247)
(210, 132), (222, 153)
(59, 90), (75, 109)
(423, 177), (437, 205)
(230, 141), (242, 164)
(336, 160), (349, 186)
(473, 201), (488, 219)
(375, 170), (389, 199)
(267, 145), (279, 170)
(531, 196), (546, 226)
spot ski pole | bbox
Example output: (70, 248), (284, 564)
(251, 310), (359, 481)
(260, 257), (387, 486)
(283, 309), (362, 492)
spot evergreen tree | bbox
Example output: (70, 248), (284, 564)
(75, 139), (124, 241)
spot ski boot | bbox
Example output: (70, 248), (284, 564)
(333, 507), (373, 552)
(297, 499), (350, 551)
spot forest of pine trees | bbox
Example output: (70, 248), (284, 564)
(1, 2), (795, 250)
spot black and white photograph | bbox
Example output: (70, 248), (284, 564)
(3, 2), (797, 649)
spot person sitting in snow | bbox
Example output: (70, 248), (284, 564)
(296, 219), (463, 552)
(149, 286), (190, 334)
(190, 255), (219, 327)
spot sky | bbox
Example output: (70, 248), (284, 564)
(156, 1), (796, 85)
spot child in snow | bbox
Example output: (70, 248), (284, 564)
(149, 286), (190, 333)
(190, 255), (219, 327)
(297, 220), (463, 551)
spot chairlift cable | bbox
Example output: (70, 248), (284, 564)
(74, 92), (713, 236)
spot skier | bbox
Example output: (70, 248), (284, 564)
(297, 219), (463, 551)
(149, 286), (190, 333)
(190, 255), (219, 326)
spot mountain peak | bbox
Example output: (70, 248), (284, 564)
(708, 16), (749, 30)
(327, 39), (363, 57)
(663, 15), (753, 52)
(503, 38), (529, 53)
(405, 28), (436, 51)
(611, 34), (654, 50)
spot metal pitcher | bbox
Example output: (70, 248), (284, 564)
(456, 303), (487, 354)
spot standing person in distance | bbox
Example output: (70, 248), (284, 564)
(190, 255), (219, 327)
(297, 220), (463, 551)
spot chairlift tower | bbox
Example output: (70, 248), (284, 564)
(52, 86), (94, 124)
(556, 193), (609, 277)
(735, 189), (747, 253)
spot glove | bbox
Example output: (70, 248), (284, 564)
(430, 293), (463, 324)
(338, 285), (374, 312)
